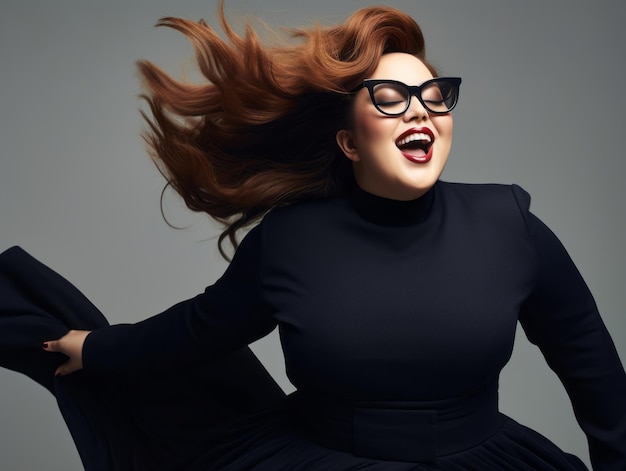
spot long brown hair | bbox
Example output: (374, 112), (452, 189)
(139, 1), (434, 258)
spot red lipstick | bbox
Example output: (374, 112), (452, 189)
(396, 127), (435, 164)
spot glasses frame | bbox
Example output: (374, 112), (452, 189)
(355, 77), (462, 116)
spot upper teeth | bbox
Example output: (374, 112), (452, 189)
(397, 133), (432, 146)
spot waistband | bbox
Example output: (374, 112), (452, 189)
(289, 382), (502, 463)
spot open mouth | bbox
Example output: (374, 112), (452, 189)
(395, 128), (434, 163)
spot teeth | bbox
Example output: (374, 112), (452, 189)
(396, 133), (432, 147)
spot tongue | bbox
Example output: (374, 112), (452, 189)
(399, 146), (426, 158)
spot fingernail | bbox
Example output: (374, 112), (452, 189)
(55, 371), (62, 377)
(42, 342), (49, 349)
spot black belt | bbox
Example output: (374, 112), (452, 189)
(290, 382), (503, 463)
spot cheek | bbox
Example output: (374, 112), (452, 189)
(433, 115), (454, 140)
(354, 114), (395, 148)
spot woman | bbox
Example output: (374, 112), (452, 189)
(1, 3), (624, 470)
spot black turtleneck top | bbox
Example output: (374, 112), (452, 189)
(83, 181), (626, 466)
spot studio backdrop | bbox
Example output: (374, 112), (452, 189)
(1, 1), (624, 469)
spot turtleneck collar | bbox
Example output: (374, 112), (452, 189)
(349, 182), (436, 226)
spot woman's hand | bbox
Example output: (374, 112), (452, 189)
(43, 330), (91, 376)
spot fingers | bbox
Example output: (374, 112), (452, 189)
(42, 339), (78, 376)
(42, 329), (91, 376)
(41, 339), (75, 376)
(54, 359), (81, 377)
(42, 334), (71, 354)
(42, 339), (60, 352)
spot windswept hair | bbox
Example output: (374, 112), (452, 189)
(139, 1), (434, 258)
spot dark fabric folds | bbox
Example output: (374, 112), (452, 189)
(0, 246), (285, 471)
(184, 413), (589, 470)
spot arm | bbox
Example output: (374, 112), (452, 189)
(46, 223), (276, 374)
(516, 190), (626, 470)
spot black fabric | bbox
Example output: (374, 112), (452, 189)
(0, 247), (284, 470)
(1, 181), (625, 470)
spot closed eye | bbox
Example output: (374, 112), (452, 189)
(377, 99), (405, 106)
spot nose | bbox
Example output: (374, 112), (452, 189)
(403, 95), (428, 122)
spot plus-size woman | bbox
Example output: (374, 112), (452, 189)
(1, 3), (624, 470)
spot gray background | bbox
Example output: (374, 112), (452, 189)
(1, 1), (624, 469)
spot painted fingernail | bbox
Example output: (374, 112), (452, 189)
(55, 371), (62, 377)
(42, 342), (49, 349)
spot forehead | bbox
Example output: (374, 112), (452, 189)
(369, 53), (434, 85)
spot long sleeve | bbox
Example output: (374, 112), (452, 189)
(516, 188), (626, 470)
(83, 223), (276, 373)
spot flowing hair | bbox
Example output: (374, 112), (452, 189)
(138, 1), (435, 258)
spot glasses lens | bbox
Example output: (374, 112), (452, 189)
(372, 82), (409, 115)
(422, 79), (458, 114)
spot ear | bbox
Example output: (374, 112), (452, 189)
(336, 129), (360, 162)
